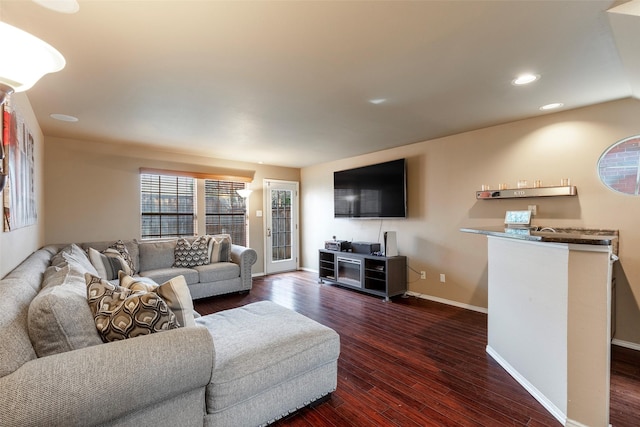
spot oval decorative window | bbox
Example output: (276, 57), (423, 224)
(598, 135), (640, 195)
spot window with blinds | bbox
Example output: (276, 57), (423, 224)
(140, 174), (195, 238)
(205, 180), (247, 246)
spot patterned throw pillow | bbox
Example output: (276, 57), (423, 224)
(108, 240), (136, 274)
(85, 274), (178, 342)
(119, 272), (196, 328)
(208, 234), (232, 263)
(174, 236), (210, 268)
(88, 247), (132, 280)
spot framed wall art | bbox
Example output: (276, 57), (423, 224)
(3, 100), (37, 231)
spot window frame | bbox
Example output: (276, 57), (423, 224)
(204, 179), (248, 246)
(140, 173), (196, 239)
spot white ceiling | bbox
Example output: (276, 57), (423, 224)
(1, 0), (639, 168)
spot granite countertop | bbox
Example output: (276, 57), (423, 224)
(460, 226), (619, 254)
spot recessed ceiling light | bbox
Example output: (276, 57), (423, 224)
(369, 98), (386, 105)
(512, 74), (540, 86)
(50, 113), (78, 122)
(539, 103), (564, 111)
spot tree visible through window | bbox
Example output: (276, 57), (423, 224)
(205, 180), (247, 246)
(140, 174), (195, 238)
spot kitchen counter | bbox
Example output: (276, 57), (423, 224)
(460, 226), (618, 253)
(461, 226), (617, 426)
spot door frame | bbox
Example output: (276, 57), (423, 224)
(263, 179), (299, 274)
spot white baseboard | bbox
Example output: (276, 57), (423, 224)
(294, 273), (488, 313)
(565, 419), (605, 427)
(486, 345), (567, 426)
(612, 338), (640, 351)
(405, 291), (488, 314)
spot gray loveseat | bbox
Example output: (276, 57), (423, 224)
(0, 244), (340, 426)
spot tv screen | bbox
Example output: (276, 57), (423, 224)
(334, 158), (407, 218)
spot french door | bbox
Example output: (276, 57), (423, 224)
(264, 179), (299, 274)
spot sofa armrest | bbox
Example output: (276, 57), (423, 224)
(0, 326), (214, 427)
(230, 244), (257, 291)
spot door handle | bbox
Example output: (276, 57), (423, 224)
(267, 228), (271, 237)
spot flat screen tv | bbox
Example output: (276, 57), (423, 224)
(334, 158), (407, 218)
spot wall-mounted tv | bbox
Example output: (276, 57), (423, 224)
(334, 158), (407, 218)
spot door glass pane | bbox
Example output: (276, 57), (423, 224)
(271, 189), (292, 261)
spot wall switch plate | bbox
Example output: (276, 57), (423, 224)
(420, 271), (426, 279)
(256, 210), (263, 217)
(528, 205), (537, 216)
(440, 273), (446, 283)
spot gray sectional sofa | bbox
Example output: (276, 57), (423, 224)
(77, 236), (258, 299)
(0, 242), (340, 426)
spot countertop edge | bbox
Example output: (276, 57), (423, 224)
(460, 227), (618, 247)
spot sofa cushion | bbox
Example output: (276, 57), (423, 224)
(208, 234), (231, 263)
(196, 301), (340, 413)
(119, 273), (196, 328)
(138, 239), (177, 272)
(88, 247), (132, 280)
(139, 267), (199, 286)
(194, 262), (239, 283)
(28, 263), (103, 357)
(174, 236), (210, 268)
(0, 247), (58, 378)
(86, 274), (179, 342)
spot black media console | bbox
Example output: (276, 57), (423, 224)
(318, 249), (407, 301)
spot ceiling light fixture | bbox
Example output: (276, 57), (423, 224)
(369, 98), (386, 105)
(0, 21), (66, 191)
(0, 22), (66, 102)
(32, 0), (80, 14)
(539, 103), (564, 111)
(512, 74), (540, 86)
(50, 113), (79, 122)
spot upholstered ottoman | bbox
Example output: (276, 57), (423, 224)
(195, 301), (340, 427)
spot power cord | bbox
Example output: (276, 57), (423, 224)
(406, 264), (423, 284)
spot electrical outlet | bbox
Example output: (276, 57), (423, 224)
(528, 204), (537, 216)
(440, 273), (446, 283)
(420, 271), (426, 280)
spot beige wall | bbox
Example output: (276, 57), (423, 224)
(0, 93), (45, 278)
(43, 137), (299, 275)
(10, 94), (640, 347)
(301, 98), (640, 347)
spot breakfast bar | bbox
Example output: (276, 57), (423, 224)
(461, 226), (618, 427)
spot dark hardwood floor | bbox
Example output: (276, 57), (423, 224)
(194, 271), (640, 426)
